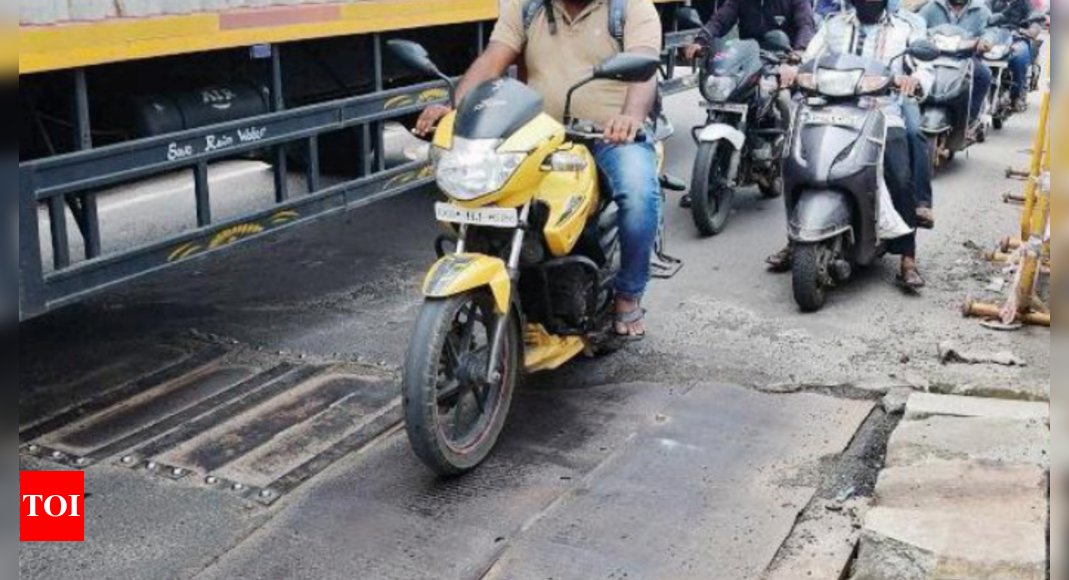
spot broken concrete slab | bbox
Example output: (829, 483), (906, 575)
(927, 381), (1050, 403)
(905, 393), (1050, 422)
(874, 462), (1047, 527)
(881, 388), (912, 415)
(885, 416), (1049, 469)
(763, 498), (870, 580)
(850, 507), (1047, 580)
(938, 342), (1027, 367)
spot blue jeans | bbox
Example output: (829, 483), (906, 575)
(902, 100), (933, 209)
(972, 58), (993, 120)
(1009, 40), (1033, 100)
(593, 141), (662, 299)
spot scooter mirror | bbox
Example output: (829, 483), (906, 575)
(676, 7), (705, 30)
(387, 40), (442, 78)
(907, 40), (941, 62)
(1027, 11), (1049, 25)
(593, 53), (663, 83)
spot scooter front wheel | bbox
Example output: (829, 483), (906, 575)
(690, 142), (736, 237)
(402, 291), (520, 477)
(793, 243), (829, 313)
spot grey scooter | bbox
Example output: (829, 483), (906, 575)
(783, 43), (939, 312)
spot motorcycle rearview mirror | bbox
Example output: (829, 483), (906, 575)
(564, 53), (660, 125)
(675, 7), (705, 30)
(387, 40), (458, 106)
(759, 30), (793, 54)
(592, 53), (663, 83)
(907, 40), (941, 62)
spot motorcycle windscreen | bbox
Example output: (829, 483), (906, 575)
(454, 78), (545, 140)
(704, 39), (763, 100)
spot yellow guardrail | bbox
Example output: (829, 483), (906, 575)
(964, 40), (1051, 329)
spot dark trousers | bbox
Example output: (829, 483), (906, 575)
(884, 128), (916, 259)
(901, 100), (933, 209)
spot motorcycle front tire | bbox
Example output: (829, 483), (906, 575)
(403, 292), (521, 477)
(690, 142), (736, 237)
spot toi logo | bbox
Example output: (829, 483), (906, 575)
(20, 472), (85, 542)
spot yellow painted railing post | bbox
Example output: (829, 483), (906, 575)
(1020, 91), (1051, 241)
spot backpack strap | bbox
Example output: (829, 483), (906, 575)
(522, 0), (627, 50)
(607, 0), (627, 50)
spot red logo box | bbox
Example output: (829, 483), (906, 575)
(20, 472), (85, 542)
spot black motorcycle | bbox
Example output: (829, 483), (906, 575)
(920, 24), (984, 172)
(783, 43), (939, 312)
(685, 24), (794, 237)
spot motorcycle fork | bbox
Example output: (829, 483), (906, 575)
(485, 202), (532, 384)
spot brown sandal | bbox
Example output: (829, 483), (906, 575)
(766, 247), (793, 273)
(898, 266), (926, 290)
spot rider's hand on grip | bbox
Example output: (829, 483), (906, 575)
(780, 65), (801, 90)
(603, 114), (646, 145)
(414, 104), (452, 138)
(684, 43), (707, 61)
(894, 75), (922, 97)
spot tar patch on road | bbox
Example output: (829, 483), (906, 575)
(19, 340), (401, 505)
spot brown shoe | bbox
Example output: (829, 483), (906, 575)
(766, 246), (793, 273)
(916, 207), (935, 230)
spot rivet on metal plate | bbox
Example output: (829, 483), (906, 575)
(206, 477), (219, 485)
(121, 456), (136, 465)
(232, 484), (245, 491)
(146, 462), (158, 471)
(172, 468), (185, 477)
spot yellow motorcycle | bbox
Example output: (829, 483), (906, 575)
(388, 41), (678, 476)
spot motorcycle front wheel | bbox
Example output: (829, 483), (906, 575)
(403, 291), (520, 477)
(690, 142), (736, 237)
(793, 243), (829, 313)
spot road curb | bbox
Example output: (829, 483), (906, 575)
(847, 393), (1051, 580)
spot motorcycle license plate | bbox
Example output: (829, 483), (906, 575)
(435, 203), (519, 228)
(805, 111), (863, 128)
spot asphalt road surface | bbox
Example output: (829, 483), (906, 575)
(18, 89), (1050, 580)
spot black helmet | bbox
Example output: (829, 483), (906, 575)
(852, 0), (889, 24)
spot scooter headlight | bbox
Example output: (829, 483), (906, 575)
(985, 45), (1011, 60)
(932, 34), (974, 53)
(434, 138), (526, 201)
(704, 76), (738, 102)
(817, 69), (863, 97)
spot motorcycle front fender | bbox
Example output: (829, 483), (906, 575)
(921, 107), (952, 134)
(422, 254), (512, 314)
(696, 123), (747, 150)
(789, 189), (854, 244)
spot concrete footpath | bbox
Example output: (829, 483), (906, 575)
(850, 392), (1051, 580)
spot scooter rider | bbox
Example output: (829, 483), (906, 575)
(990, 0), (1038, 111)
(771, 0), (934, 289)
(919, 0), (994, 123)
(415, 0), (663, 340)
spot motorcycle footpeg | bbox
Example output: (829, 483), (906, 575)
(651, 251), (684, 280)
(660, 174), (688, 192)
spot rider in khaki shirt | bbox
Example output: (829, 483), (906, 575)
(416, 0), (664, 339)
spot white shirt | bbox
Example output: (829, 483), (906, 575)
(805, 10), (934, 126)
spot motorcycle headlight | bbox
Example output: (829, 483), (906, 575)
(434, 138), (526, 201)
(817, 69), (863, 97)
(704, 76), (738, 102)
